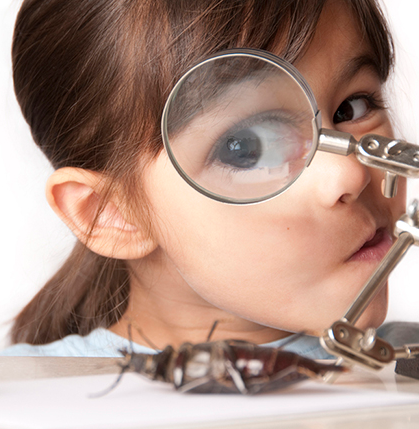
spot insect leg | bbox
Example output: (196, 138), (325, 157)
(88, 364), (130, 398)
(224, 359), (248, 394)
(221, 343), (248, 394)
(176, 376), (213, 393)
(126, 319), (159, 351)
(128, 324), (134, 352)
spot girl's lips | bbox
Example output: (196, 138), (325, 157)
(348, 228), (393, 262)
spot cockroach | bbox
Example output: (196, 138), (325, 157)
(99, 323), (346, 395)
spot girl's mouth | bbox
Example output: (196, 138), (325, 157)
(348, 228), (393, 262)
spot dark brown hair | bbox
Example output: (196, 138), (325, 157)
(11, 0), (394, 345)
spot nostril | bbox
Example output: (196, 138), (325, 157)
(339, 193), (353, 204)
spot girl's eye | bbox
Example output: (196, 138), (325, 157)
(210, 116), (303, 173)
(333, 97), (370, 124)
(333, 92), (386, 125)
(216, 128), (262, 169)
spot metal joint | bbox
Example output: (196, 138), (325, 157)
(318, 129), (356, 156)
(357, 134), (419, 178)
(320, 321), (394, 370)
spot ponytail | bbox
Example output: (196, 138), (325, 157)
(11, 241), (130, 344)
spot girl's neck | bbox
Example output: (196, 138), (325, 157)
(109, 249), (291, 349)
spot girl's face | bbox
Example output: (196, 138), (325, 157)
(124, 0), (405, 344)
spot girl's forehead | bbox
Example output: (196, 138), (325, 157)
(292, 1), (379, 82)
(262, 3), (363, 86)
(272, 0), (390, 84)
(301, 1), (363, 56)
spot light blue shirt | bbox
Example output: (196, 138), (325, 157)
(1, 322), (414, 358)
(0, 327), (332, 358)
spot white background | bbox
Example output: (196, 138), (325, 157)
(1, 0), (419, 349)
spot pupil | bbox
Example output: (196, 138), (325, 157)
(333, 100), (354, 124)
(218, 129), (261, 169)
(227, 139), (242, 151)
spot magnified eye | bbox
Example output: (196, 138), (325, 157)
(210, 115), (302, 174)
(333, 97), (369, 124)
(218, 129), (261, 169)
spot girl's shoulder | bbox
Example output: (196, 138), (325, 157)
(377, 321), (419, 347)
(0, 328), (156, 357)
(1, 329), (332, 358)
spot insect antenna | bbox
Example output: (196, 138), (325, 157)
(206, 318), (237, 341)
(135, 327), (159, 350)
(127, 323), (134, 353)
(206, 320), (219, 342)
(124, 320), (160, 351)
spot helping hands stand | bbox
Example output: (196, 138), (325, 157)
(320, 200), (419, 374)
(316, 131), (419, 376)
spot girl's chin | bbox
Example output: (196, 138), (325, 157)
(351, 288), (388, 331)
(355, 312), (387, 331)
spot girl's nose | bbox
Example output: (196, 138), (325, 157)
(301, 110), (372, 208)
(306, 147), (372, 208)
(313, 153), (371, 207)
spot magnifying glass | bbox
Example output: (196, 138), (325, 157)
(161, 48), (419, 204)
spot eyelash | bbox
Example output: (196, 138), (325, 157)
(353, 92), (385, 110)
(334, 92), (386, 124)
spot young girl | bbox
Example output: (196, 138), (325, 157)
(0, 0), (408, 358)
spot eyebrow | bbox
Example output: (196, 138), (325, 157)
(336, 54), (383, 86)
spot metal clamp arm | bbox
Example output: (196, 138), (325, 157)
(320, 321), (394, 370)
(321, 200), (419, 371)
(343, 232), (414, 325)
(318, 130), (419, 178)
(394, 344), (419, 360)
(318, 130), (419, 198)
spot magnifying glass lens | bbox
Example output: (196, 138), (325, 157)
(162, 52), (317, 203)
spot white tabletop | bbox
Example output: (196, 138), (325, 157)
(1, 356), (419, 428)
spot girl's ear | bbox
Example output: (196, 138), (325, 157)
(46, 167), (158, 259)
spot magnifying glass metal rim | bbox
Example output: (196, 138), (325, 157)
(161, 48), (321, 205)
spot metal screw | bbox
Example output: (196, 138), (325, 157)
(380, 347), (388, 357)
(360, 328), (377, 351)
(407, 199), (419, 225)
(368, 139), (379, 150)
(338, 328), (348, 339)
(386, 140), (403, 156)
